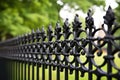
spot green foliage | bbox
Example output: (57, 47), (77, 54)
(115, 1), (120, 24)
(63, 0), (105, 12)
(0, 0), (60, 40)
(2, 0), (120, 41)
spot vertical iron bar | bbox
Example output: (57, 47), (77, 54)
(36, 63), (39, 80)
(88, 42), (92, 80)
(65, 61), (68, 80)
(22, 62), (24, 80)
(10, 61), (11, 80)
(19, 62), (21, 80)
(88, 25), (92, 80)
(21, 62), (23, 80)
(72, 14), (81, 80)
(57, 62), (60, 80)
(9, 61), (10, 80)
(12, 61), (14, 80)
(107, 41), (112, 80)
(28, 63), (30, 80)
(11, 60), (13, 80)
(64, 50), (68, 80)
(13, 61), (15, 80)
(32, 63), (34, 80)
(18, 62), (20, 80)
(15, 61), (17, 80)
(107, 25), (112, 80)
(16, 62), (18, 80)
(15, 61), (16, 80)
(47, 25), (53, 80)
(75, 58), (79, 80)
(103, 6), (115, 80)
(24, 62), (26, 80)
(85, 11), (94, 80)
(7, 61), (9, 80)
(41, 28), (46, 80)
(11, 61), (12, 80)
(14, 61), (15, 80)
(49, 65), (52, 80)
(75, 45), (79, 80)
(42, 64), (45, 80)
(13, 61), (14, 80)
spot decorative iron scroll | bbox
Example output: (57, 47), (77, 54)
(0, 6), (120, 80)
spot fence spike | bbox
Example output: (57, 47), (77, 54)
(64, 18), (69, 27)
(74, 14), (80, 24)
(48, 24), (54, 41)
(103, 6), (115, 27)
(32, 29), (35, 34)
(72, 14), (82, 38)
(41, 27), (46, 41)
(63, 18), (71, 39)
(72, 14), (82, 31)
(55, 22), (62, 40)
(31, 29), (36, 42)
(36, 28), (40, 33)
(85, 9), (94, 27)
(24, 33), (28, 44)
(36, 28), (41, 42)
(27, 32), (31, 43)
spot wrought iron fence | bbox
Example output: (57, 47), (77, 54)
(0, 6), (120, 80)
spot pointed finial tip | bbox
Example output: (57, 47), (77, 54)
(88, 9), (91, 12)
(87, 9), (92, 16)
(107, 6), (113, 11)
(66, 18), (68, 21)
(57, 20), (60, 24)
(32, 29), (35, 33)
(103, 5), (115, 26)
(37, 27), (40, 30)
(36, 28), (40, 33)
(25, 33), (28, 36)
(108, 5), (112, 9)
(73, 14), (80, 23)
(42, 27), (44, 30)
(56, 21), (60, 27)
(65, 18), (69, 22)
(48, 24), (52, 29)
(76, 14), (79, 17)
(64, 18), (69, 27)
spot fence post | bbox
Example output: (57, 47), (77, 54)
(103, 6), (115, 80)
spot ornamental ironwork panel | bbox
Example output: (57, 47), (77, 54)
(0, 6), (120, 80)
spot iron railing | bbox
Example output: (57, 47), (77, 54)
(0, 6), (120, 80)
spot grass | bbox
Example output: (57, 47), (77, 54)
(10, 52), (120, 80)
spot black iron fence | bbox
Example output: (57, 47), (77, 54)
(0, 6), (120, 80)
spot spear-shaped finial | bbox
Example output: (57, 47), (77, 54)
(103, 6), (115, 27)
(36, 28), (41, 42)
(64, 18), (69, 27)
(32, 29), (35, 34)
(48, 24), (54, 41)
(55, 21), (62, 40)
(63, 18), (71, 39)
(41, 27), (46, 41)
(72, 14), (82, 31)
(85, 9), (94, 27)
(36, 28), (40, 33)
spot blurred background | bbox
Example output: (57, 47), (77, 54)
(0, 0), (119, 41)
